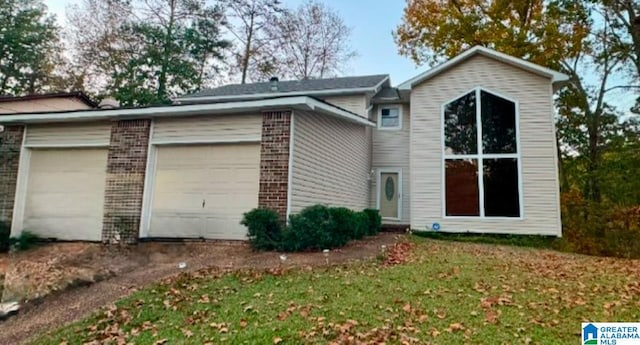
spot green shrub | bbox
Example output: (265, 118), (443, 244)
(10, 231), (42, 251)
(352, 211), (369, 239)
(284, 205), (335, 251)
(328, 207), (356, 246)
(240, 208), (283, 251)
(363, 209), (382, 235)
(242, 205), (385, 252)
(0, 221), (10, 253)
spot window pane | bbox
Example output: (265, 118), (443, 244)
(445, 159), (480, 216)
(444, 91), (477, 155)
(483, 158), (520, 217)
(481, 91), (517, 154)
(381, 108), (399, 127)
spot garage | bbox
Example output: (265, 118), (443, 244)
(148, 143), (260, 239)
(143, 114), (263, 240)
(14, 122), (111, 241)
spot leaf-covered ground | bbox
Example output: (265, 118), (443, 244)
(33, 237), (640, 345)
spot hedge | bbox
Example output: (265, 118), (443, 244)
(241, 205), (382, 252)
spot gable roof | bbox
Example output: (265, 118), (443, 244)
(177, 75), (389, 102)
(0, 91), (98, 108)
(398, 46), (569, 90)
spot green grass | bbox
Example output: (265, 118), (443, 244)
(32, 237), (640, 345)
(411, 230), (560, 249)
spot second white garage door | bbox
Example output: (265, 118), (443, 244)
(148, 143), (261, 239)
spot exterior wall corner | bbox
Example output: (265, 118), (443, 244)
(258, 111), (292, 221)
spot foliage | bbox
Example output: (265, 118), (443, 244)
(32, 239), (640, 344)
(241, 208), (284, 251)
(242, 205), (379, 252)
(561, 190), (640, 259)
(10, 231), (42, 251)
(394, 0), (590, 69)
(362, 208), (382, 236)
(0, 221), (10, 253)
(0, 0), (64, 95)
(284, 205), (336, 251)
(223, 0), (283, 83)
(67, 0), (230, 106)
(261, 0), (356, 80)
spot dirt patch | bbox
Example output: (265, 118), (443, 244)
(0, 233), (402, 345)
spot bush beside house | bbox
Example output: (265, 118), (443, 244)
(242, 205), (382, 252)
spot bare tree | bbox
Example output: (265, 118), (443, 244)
(224, 0), (282, 83)
(65, 0), (136, 94)
(262, 0), (356, 80)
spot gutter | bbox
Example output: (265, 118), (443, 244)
(0, 96), (375, 127)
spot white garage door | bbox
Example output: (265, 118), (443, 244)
(23, 148), (108, 241)
(149, 143), (260, 239)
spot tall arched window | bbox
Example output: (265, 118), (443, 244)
(443, 88), (522, 218)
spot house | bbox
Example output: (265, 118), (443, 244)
(0, 46), (566, 243)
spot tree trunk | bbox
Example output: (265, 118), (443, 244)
(241, 15), (255, 84)
(158, 0), (176, 103)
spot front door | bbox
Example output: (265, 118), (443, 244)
(379, 171), (400, 219)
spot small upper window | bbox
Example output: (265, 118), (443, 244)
(379, 106), (402, 129)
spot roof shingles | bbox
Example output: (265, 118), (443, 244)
(182, 74), (389, 98)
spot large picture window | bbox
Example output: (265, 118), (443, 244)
(443, 88), (521, 218)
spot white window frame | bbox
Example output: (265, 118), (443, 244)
(376, 167), (403, 221)
(441, 87), (524, 220)
(377, 105), (403, 130)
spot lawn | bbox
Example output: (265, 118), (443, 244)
(33, 237), (640, 344)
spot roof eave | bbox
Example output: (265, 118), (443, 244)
(0, 96), (375, 127)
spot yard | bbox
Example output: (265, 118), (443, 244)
(28, 236), (640, 345)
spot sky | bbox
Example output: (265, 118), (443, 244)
(42, 0), (422, 86)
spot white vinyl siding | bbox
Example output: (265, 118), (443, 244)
(410, 55), (561, 236)
(152, 114), (262, 144)
(290, 110), (371, 214)
(25, 122), (111, 147)
(23, 148), (107, 241)
(372, 104), (410, 224)
(321, 95), (368, 117)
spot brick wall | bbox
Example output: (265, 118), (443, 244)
(0, 126), (24, 226)
(102, 119), (150, 243)
(258, 111), (291, 220)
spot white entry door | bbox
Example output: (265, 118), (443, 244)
(148, 143), (260, 239)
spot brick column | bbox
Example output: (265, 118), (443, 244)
(258, 111), (292, 221)
(0, 126), (24, 227)
(102, 119), (150, 244)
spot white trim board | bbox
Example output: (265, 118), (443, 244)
(285, 112), (295, 220)
(398, 46), (569, 90)
(0, 96), (375, 127)
(375, 167), (403, 221)
(139, 120), (156, 238)
(10, 127), (30, 237)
